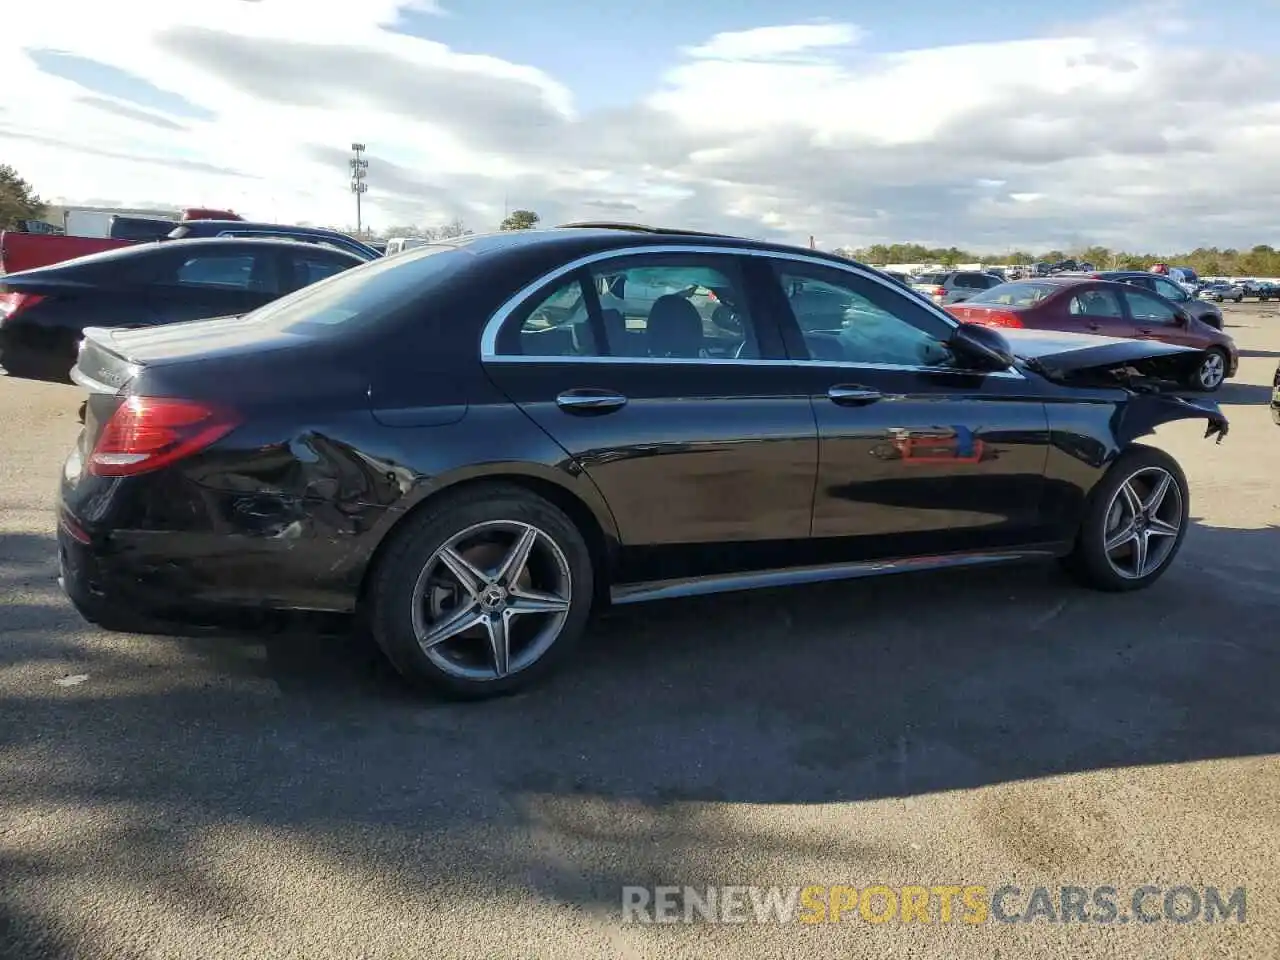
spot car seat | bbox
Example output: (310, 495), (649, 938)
(646, 295), (704, 358)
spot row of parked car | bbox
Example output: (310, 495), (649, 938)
(1195, 279), (1280, 302)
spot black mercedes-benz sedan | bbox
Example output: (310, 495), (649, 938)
(57, 224), (1229, 699)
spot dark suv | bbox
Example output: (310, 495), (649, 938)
(1092, 271), (1223, 329)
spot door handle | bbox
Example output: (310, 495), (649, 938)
(1086, 322), (1102, 332)
(827, 384), (882, 406)
(555, 388), (627, 413)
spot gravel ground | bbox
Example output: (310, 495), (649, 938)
(1, 303), (1278, 960)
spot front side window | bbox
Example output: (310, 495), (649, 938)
(775, 265), (955, 367)
(1152, 276), (1188, 302)
(1123, 289), (1180, 324)
(292, 254), (354, 289)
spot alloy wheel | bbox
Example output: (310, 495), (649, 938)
(1102, 467), (1183, 580)
(410, 520), (573, 681)
(1198, 352), (1226, 389)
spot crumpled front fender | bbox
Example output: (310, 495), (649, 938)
(1116, 392), (1229, 447)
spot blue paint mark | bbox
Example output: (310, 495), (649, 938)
(26, 48), (216, 121)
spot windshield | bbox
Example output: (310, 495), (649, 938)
(239, 243), (471, 335)
(913, 273), (949, 285)
(965, 281), (1060, 307)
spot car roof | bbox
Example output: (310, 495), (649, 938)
(433, 222), (879, 271)
(157, 236), (365, 257)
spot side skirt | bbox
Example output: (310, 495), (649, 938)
(609, 545), (1067, 605)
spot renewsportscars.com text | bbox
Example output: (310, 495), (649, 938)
(621, 884), (1247, 925)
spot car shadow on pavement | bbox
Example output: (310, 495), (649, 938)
(1, 519), (1278, 949)
(1237, 348), (1280, 359)
(1210, 382), (1276, 406)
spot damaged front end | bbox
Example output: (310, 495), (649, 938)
(1002, 329), (1230, 444)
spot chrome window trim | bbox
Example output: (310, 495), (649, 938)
(483, 353), (1025, 380)
(479, 244), (962, 356)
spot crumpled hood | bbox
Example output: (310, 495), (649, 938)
(999, 328), (1196, 375)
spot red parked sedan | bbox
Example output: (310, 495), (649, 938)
(946, 277), (1238, 391)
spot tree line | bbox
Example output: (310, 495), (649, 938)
(834, 242), (1280, 278)
(366, 208), (541, 240)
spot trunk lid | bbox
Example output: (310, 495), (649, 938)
(78, 314), (308, 366)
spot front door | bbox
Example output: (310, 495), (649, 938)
(482, 252), (818, 580)
(1119, 287), (1195, 347)
(752, 258), (1053, 557)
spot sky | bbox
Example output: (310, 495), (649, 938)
(1, 0), (1277, 253)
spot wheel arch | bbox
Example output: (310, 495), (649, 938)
(355, 464), (621, 610)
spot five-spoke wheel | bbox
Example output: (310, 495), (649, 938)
(1101, 467), (1183, 580)
(411, 520), (573, 681)
(1063, 444), (1190, 592)
(367, 485), (594, 698)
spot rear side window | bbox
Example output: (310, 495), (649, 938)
(1068, 288), (1124, 318)
(515, 279), (597, 357)
(176, 254), (260, 290)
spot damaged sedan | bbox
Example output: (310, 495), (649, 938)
(57, 224), (1228, 699)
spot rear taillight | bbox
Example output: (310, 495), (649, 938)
(88, 397), (240, 477)
(969, 311), (1024, 329)
(931, 287), (946, 297)
(0, 292), (44, 324)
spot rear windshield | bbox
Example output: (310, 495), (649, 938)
(965, 281), (1060, 307)
(913, 272), (950, 285)
(239, 243), (470, 335)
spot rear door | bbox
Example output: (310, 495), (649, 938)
(1064, 285), (1133, 338)
(481, 250), (818, 578)
(755, 258), (1053, 555)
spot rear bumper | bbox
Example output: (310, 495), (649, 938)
(56, 499), (373, 633)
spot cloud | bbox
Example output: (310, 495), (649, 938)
(685, 23), (863, 61)
(75, 95), (189, 131)
(0, 1), (1277, 251)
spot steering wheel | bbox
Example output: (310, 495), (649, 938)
(711, 304), (743, 334)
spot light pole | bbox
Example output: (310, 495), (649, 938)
(350, 143), (368, 236)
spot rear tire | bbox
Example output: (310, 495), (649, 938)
(366, 484), (595, 699)
(1061, 445), (1189, 592)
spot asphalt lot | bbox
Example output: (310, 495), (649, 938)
(2, 304), (1278, 960)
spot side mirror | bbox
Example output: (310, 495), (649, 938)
(1176, 309), (1192, 326)
(950, 322), (1015, 372)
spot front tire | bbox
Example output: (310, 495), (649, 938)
(1185, 347), (1227, 391)
(366, 484), (595, 699)
(1062, 445), (1189, 592)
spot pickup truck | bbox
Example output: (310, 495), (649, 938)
(1, 213), (379, 274)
